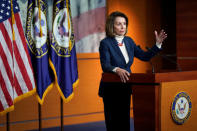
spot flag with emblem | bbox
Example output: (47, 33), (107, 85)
(26, 0), (54, 104)
(0, 0), (36, 115)
(50, 0), (79, 102)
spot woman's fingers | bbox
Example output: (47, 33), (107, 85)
(123, 71), (130, 82)
(120, 70), (129, 83)
(155, 29), (167, 43)
(116, 68), (130, 83)
(120, 75), (126, 83)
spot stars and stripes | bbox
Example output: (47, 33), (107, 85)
(0, 0), (35, 115)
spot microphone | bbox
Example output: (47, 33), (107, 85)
(150, 60), (155, 73)
(146, 46), (182, 72)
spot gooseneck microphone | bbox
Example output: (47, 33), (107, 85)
(150, 60), (155, 73)
(146, 46), (182, 72)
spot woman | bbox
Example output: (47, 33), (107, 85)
(99, 11), (167, 131)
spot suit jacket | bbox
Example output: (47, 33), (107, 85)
(99, 36), (161, 97)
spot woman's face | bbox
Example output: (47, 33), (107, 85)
(113, 16), (127, 36)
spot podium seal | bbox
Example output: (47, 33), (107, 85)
(171, 92), (192, 125)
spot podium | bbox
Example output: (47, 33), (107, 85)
(101, 71), (197, 131)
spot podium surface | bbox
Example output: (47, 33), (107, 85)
(101, 71), (197, 131)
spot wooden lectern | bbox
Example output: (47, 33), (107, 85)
(101, 71), (197, 131)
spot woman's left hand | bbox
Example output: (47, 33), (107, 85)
(155, 29), (167, 44)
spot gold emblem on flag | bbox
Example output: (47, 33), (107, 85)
(31, 7), (47, 48)
(52, 8), (74, 57)
(26, 5), (48, 58)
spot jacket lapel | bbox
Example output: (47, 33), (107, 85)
(123, 38), (132, 62)
(110, 37), (126, 63)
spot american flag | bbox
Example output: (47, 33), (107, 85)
(0, 0), (35, 115)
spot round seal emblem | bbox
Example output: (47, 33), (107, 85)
(171, 92), (192, 125)
(52, 7), (74, 57)
(26, 6), (48, 58)
(53, 8), (71, 48)
(31, 7), (47, 48)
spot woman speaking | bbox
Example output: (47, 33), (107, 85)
(99, 11), (167, 131)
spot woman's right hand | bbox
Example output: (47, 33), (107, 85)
(115, 67), (130, 83)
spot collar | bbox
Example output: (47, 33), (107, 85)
(115, 35), (124, 43)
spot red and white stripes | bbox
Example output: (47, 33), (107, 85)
(0, 12), (35, 115)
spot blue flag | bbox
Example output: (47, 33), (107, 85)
(26, 0), (54, 104)
(50, 0), (79, 102)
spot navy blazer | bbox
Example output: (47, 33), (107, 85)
(99, 36), (161, 97)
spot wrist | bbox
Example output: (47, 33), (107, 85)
(112, 67), (118, 73)
(156, 42), (162, 49)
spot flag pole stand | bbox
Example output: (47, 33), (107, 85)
(6, 113), (10, 131)
(38, 103), (42, 131)
(60, 97), (64, 131)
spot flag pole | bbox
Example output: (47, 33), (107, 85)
(38, 103), (42, 131)
(6, 113), (10, 131)
(60, 97), (64, 131)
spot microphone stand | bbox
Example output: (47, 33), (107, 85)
(150, 60), (155, 73)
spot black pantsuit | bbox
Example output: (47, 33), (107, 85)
(102, 84), (131, 131)
(99, 36), (161, 131)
